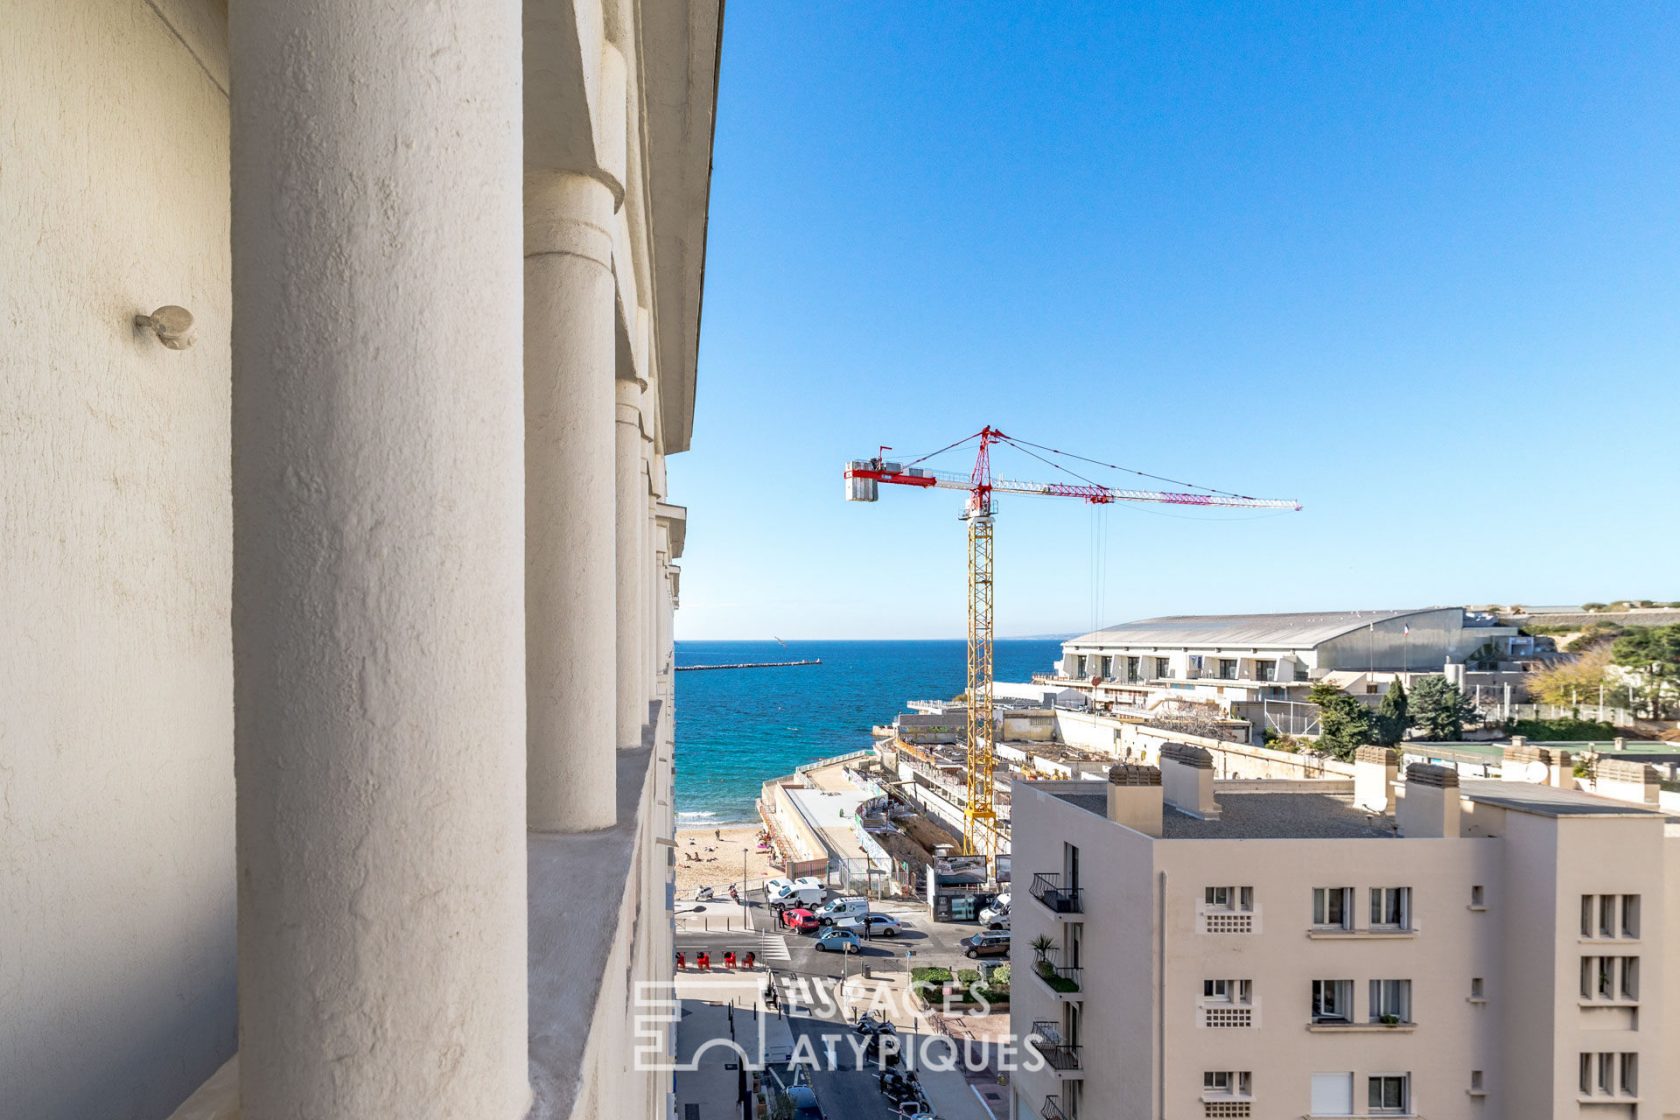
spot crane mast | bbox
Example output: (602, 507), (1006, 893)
(844, 427), (1298, 859)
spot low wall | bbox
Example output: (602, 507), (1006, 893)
(1055, 709), (1355, 781)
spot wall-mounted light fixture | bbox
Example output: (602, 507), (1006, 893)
(134, 305), (196, 350)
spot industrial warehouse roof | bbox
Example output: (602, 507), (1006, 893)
(1066, 609), (1445, 650)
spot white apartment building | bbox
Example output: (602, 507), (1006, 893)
(1010, 747), (1680, 1120)
(2, 3), (720, 1118)
(1056, 609), (1522, 729)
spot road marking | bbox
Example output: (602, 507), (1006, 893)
(756, 932), (792, 962)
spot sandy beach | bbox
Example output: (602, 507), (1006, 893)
(674, 824), (780, 898)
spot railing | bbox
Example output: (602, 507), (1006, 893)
(1030, 1021), (1082, 1070)
(1041, 1095), (1071, 1120)
(1033, 960), (1083, 994)
(1031, 872), (1084, 914)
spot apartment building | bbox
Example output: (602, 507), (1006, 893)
(1010, 748), (1680, 1120)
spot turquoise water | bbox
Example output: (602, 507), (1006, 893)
(673, 639), (1064, 824)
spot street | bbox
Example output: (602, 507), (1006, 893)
(674, 887), (1003, 1120)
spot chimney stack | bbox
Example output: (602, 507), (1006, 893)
(1502, 742), (1575, 790)
(1106, 763), (1163, 837)
(1354, 746), (1398, 813)
(1398, 763), (1461, 838)
(1159, 742), (1220, 820)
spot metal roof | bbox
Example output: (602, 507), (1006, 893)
(1067, 609), (1445, 650)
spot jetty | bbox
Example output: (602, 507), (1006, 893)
(675, 659), (821, 672)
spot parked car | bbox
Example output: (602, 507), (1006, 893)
(780, 907), (819, 934)
(786, 1084), (823, 1120)
(961, 930), (1010, 959)
(977, 895), (1009, 926)
(813, 928), (862, 954)
(985, 914), (1010, 932)
(814, 896), (869, 925)
(834, 913), (903, 938)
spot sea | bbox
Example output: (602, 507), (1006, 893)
(673, 638), (1065, 826)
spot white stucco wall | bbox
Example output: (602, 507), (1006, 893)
(0, 2), (236, 1117)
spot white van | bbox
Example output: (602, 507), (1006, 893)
(770, 882), (827, 908)
(765, 875), (821, 898)
(814, 896), (869, 925)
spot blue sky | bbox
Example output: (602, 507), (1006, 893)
(670, 2), (1680, 640)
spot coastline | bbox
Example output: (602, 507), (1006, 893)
(674, 824), (780, 897)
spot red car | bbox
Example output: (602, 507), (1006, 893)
(780, 907), (819, 934)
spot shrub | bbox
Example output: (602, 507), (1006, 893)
(1508, 718), (1616, 741)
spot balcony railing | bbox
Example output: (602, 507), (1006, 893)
(1030, 1021), (1082, 1070)
(1033, 959), (1083, 994)
(1031, 872), (1084, 914)
(1041, 1095), (1071, 1120)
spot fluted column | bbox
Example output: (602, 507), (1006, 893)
(229, 1), (528, 1116)
(615, 380), (648, 746)
(525, 170), (618, 830)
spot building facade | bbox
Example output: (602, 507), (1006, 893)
(1011, 752), (1680, 1120)
(1056, 608), (1523, 734)
(1, 2), (721, 1118)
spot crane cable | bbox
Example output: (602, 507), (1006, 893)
(1002, 434), (1262, 501)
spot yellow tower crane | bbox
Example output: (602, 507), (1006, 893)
(845, 428), (1300, 858)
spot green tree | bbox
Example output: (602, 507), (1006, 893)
(1609, 624), (1680, 717)
(1307, 682), (1373, 761)
(1409, 675), (1476, 740)
(1373, 679), (1410, 746)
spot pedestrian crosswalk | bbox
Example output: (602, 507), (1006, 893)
(755, 932), (792, 963)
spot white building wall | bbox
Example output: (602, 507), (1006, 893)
(0, 3), (237, 1117)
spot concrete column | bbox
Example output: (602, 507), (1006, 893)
(229, 2), (529, 1116)
(615, 380), (648, 746)
(646, 492), (660, 682)
(526, 170), (619, 831)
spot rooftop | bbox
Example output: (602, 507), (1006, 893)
(1054, 787), (1396, 840)
(1066, 608), (1446, 649)
(1458, 779), (1668, 819)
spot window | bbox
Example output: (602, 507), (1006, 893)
(1202, 1071), (1252, 1098)
(1581, 894), (1594, 937)
(1204, 886), (1253, 912)
(1370, 886), (1411, 929)
(1577, 1052), (1640, 1097)
(1126, 656), (1141, 683)
(1619, 1053), (1638, 1097)
(1470, 884), (1485, 908)
(1368, 979), (1412, 1023)
(1312, 887), (1353, 929)
(1292, 662), (1309, 682)
(1622, 895), (1641, 938)
(1309, 1073), (1353, 1117)
(1470, 1070), (1484, 1093)
(1470, 976), (1484, 1000)
(1203, 979), (1252, 1004)
(1255, 660), (1276, 682)
(1158, 656), (1174, 679)
(1311, 979), (1353, 1023)
(1218, 658), (1237, 679)
(1600, 894), (1616, 938)
(1368, 1074), (1409, 1114)
(1581, 956), (1639, 1002)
